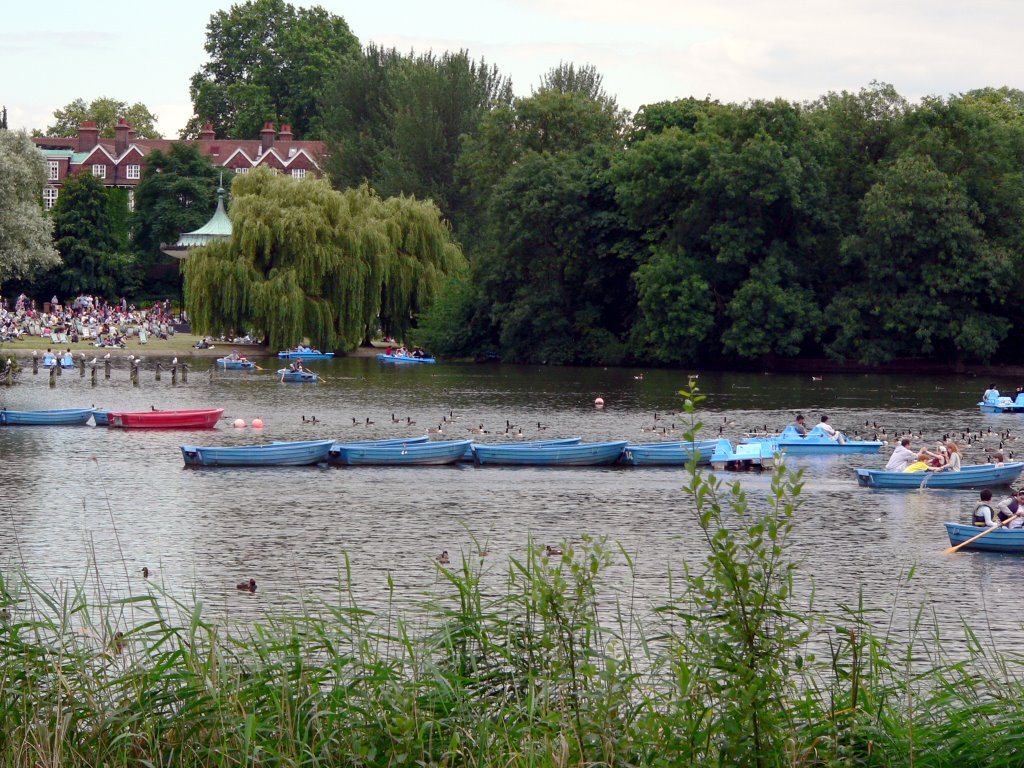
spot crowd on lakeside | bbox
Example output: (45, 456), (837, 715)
(0, 293), (179, 347)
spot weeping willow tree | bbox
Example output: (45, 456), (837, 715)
(183, 169), (466, 350)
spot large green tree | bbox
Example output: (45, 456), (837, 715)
(183, 169), (466, 350)
(51, 172), (132, 296)
(0, 130), (60, 287)
(323, 45), (512, 220)
(40, 97), (161, 138)
(186, 0), (359, 139)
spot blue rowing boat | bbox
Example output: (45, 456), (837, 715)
(472, 440), (628, 466)
(93, 410), (110, 426)
(742, 426), (885, 454)
(944, 522), (1024, 553)
(330, 438), (471, 466)
(856, 462), (1024, 489)
(377, 353), (436, 364)
(277, 368), (320, 383)
(328, 436), (430, 463)
(277, 349), (334, 359)
(0, 407), (95, 426)
(619, 438), (728, 466)
(216, 357), (257, 370)
(180, 439), (335, 467)
(461, 437), (582, 461)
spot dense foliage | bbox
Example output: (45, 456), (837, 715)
(40, 97), (161, 139)
(51, 173), (134, 297)
(0, 130), (59, 288)
(183, 169), (465, 350)
(186, 0), (359, 139)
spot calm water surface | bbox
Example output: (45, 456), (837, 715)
(1, 357), (1021, 645)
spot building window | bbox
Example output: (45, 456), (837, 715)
(291, 168), (307, 180)
(48, 161), (59, 181)
(92, 164), (106, 178)
(235, 167), (249, 174)
(126, 164), (140, 180)
(127, 189), (135, 212)
(43, 186), (58, 210)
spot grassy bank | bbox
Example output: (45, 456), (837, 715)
(0, 333), (263, 358)
(1, 386), (1018, 767)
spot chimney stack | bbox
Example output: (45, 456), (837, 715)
(277, 124), (293, 145)
(260, 121), (275, 153)
(199, 122), (215, 141)
(114, 118), (131, 155)
(78, 121), (99, 152)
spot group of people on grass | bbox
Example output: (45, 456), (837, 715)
(1, 293), (176, 345)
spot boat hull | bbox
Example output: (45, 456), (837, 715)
(461, 437), (582, 461)
(742, 426), (884, 454)
(93, 411), (110, 426)
(472, 440), (627, 466)
(945, 522), (1024, 553)
(0, 407), (95, 426)
(620, 438), (724, 466)
(331, 439), (471, 466)
(181, 439), (334, 467)
(216, 358), (257, 370)
(979, 401), (1024, 413)
(277, 351), (334, 359)
(108, 409), (224, 429)
(277, 369), (319, 382)
(856, 462), (1024, 489)
(377, 353), (435, 364)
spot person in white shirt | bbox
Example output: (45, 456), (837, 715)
(983, 384), (1000, 402)
(885, 438), (917, 472)
(817, 415), (846, 444)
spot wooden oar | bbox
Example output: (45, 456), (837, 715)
(251, 363), (265, 371)
(944, 513), (1022, 554)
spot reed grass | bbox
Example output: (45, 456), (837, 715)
(3, 385), (1024, 766)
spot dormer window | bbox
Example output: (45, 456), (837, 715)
(48, 161), (59, 181)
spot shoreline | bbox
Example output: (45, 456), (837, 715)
(0, 334), (383, 359)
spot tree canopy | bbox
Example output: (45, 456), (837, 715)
(187, 0), (359, 139)
(0, 130), (60, 287)
(51, 172), (130, 297)
(41, 97), (161, 139)
(183, 169), (466, 350)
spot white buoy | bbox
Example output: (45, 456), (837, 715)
(233, 418), (246, 429)
(251, 418), (264, 429)
(594, 397), (605, 408)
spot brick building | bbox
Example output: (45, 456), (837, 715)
(32, 120), (327, 210)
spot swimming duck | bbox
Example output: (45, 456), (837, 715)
(545, 545), (563, 556)
(236, 578), (257, 592)
(141, 566), (151, 578)
(437, 550), (450, 565)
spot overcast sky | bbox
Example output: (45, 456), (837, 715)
(4, 0), (1021, 137)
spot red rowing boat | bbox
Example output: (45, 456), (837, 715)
(106, 409), (224, 429)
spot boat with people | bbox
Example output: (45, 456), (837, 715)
(742, 426), (885, 454)
(377, 352), (436, 364)
(215, 355), (258, 370)
(944, 522), (1024, 554)
(106, 409), (225, 429)
(277, 368), (320, 383)
(856, 462), (1024, 489)
(180, 439), (334, 467)
(472, 440), (628, 466)
(330, 438), (471, 466)
(979, 393), (1024, 413)
(277, 347), (334, 360)
(619, 438), (728, 466)
(0, 407), (95, 426)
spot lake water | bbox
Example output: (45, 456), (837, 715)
(1, 357), (1020, 646)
